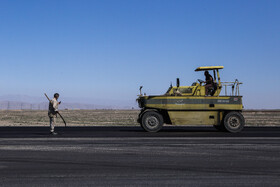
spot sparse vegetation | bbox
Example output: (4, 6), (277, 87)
(0, 110), (139, 126)
(0, 110), (279, 127)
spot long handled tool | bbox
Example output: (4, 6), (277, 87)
(44, 93), (67, 127)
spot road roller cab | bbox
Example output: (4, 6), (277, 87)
(164, 66), (223, 97)
(137, 66), (245, 133)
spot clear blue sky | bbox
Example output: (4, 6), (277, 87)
(0, 0), (279, 108)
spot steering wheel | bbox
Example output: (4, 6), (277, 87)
(197, 79), (204, 84)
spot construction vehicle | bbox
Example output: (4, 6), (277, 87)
(136, 66), (244, 133)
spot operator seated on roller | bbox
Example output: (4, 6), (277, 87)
(204, 71), (214, 96)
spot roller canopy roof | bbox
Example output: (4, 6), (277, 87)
(195, 66), (224, 71)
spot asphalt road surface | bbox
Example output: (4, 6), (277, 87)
(0, 126), (280, 186)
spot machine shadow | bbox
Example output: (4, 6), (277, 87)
(0, 126), (279, 138)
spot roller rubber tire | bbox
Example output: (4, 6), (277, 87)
(141, 111), (164, 132)
(223, 112), (245, 133)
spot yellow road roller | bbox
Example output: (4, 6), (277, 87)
(137, 66), (244, 133)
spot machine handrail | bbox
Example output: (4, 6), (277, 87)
(221, 79), (243, 96)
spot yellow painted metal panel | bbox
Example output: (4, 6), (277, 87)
(146, 104), (243, 110)
(145, 96), (232, 100)
(195, 66), (224, 71)
(168, 111), (218, 125)
(138, 96), (243, 110)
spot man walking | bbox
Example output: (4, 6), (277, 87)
(48, 93), (61, 135)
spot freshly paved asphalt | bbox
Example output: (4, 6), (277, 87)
(0, 126), (280, 186)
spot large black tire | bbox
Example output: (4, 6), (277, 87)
(223, 112), (245, 133)
(141, 111), (164, 132)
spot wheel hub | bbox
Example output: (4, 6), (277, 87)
(228, 116), (240, 129)
(146, 116), (159, 128)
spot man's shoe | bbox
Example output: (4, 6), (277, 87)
(50, 132), (58, 135)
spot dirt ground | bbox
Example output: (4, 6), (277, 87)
(0, 110), (139, 127)
(0, 110), (279, 127)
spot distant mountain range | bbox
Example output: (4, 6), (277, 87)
(0, 95), (136, 110)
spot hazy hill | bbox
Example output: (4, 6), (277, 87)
(0, 95), (135, 110)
